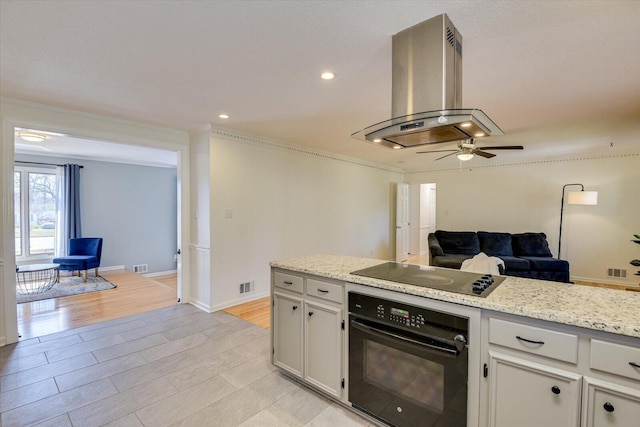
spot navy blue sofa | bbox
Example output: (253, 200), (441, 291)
(428, 231), (570, 283)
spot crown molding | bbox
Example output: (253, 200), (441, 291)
(211, 128), (403, 174)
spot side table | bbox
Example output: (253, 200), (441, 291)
(16, 263), (60, 295)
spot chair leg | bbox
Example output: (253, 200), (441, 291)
(95, 267), (99, 277)
(83, 270), (88, 283)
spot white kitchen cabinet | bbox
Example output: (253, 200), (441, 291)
(485, 314), (640, 427)
(581, 377), (640, 427)
(488, 351), (582, 427)
(304, 299), (343, 397)
(273, 292), (304, 377)
(271, 269), (344, 399)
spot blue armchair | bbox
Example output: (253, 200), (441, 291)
(53, 238), (103, 282)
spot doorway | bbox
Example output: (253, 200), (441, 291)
(400, 183), (436, 265)
(1, 108), (190, 345)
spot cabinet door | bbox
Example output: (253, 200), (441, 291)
(582, 377), (640, 427)
(488, 352), (581, 427)
(273, 292), (304, 377)
(304, 300), (342, 398)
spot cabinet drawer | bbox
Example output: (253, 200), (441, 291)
(274, 272), (303, 293)
(590, 339), (640, 381)
(489, 318), (579, 364)
(306, 278), (343, 304)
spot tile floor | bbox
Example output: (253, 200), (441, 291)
(1, 304), (374, 426)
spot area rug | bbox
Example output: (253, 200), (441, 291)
(17, 275), (117, 304)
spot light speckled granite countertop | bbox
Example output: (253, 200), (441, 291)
(270, 254), (640, 339)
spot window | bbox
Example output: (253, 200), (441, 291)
(14, 166), (59, 259)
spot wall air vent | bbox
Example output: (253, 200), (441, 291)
(607, 268), (627, 278)
(239, 281), (255, 294)
(133, 264), (148, 274)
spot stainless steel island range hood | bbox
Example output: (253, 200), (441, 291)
(352, 14), (503, 149)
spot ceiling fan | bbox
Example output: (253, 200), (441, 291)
(416, 139), (524, 161)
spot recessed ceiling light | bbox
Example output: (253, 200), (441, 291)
(17, 132), (47, 142)
(321, 72), (335, 80)
(460, 122), (472, 128)
(219, 114), (229, 119)
(474, 132), (485, 137)
(372, 138), (382, 143)
(392, 145), (401, 150)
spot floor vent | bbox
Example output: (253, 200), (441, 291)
(607, 268), (627, 278)
(133, 264), (149, 274)
(239, 281), (255, 294)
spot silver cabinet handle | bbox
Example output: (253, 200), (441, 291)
(317, 289), (329, 293)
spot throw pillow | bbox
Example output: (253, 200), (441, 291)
(512, 232), (553, 257)
(478, 232), (514, 256)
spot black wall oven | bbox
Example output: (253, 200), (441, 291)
(349, 292), (469, 427)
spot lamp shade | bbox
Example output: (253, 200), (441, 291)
(567, 190), (598, 205)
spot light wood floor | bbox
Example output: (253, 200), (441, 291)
(17, 270), (178, 340)
(17, 269), (271, 340)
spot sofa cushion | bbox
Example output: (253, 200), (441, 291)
(498, 255), (530, 271)
(434, 231), (480, 255)
(520, 256), (569, 272)
(512, 232), (553, 257)
(433, 254), (474, 269)
(478, 232), (514, 256)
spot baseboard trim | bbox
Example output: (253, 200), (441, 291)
(145, 270), (177, 278)
(571, 275), (638, 287)
(188, 298), (212, 313)
(100, 265), (125, 272)
(210, 291), (270, 313)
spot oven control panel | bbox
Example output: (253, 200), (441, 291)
(350, 292), (468, 337)
(379, 305), (427, 328)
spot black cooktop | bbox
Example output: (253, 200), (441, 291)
(350, 262), (505, 297)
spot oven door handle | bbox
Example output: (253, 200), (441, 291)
(350, 319), (460, 357)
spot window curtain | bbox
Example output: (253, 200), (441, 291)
(54, 164), (82, 256)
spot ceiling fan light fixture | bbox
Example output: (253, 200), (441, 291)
(457, 152), (474, 161)
(17, 132), (47, 142)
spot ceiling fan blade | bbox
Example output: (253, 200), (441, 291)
(478, 145), (524, 150)
(474, 150), (496, 158)
(435, 151), (459, 161)
(416, 149), (458, 154)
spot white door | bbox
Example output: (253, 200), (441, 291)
(396, 183), (410, 262)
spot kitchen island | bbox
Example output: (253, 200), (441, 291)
(270, 254), (640, 427)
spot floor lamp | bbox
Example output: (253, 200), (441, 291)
(558, 183), (598, 259)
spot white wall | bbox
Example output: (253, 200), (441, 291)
(188, 128), (212, 311)
(205, 131), (403, 311)
(405, 155), (640, 285)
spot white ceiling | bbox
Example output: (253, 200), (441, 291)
(2, 1), (639, 171)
